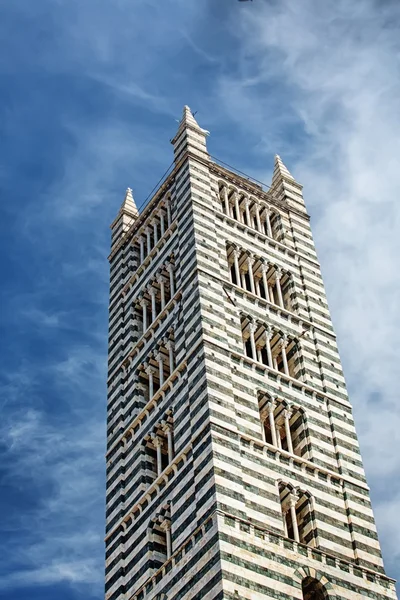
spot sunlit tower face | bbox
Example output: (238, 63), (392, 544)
(104, 106), (398, 600)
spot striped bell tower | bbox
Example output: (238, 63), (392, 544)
(104, 107), (397, 600)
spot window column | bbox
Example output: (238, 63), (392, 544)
(284, 408), (294, 454)
(233, 249), (241, 285)
(256, 344), (263, 363)
(157, 274), (167, 309)
(160, 209), (166, 236)
(153, 435), (163, 476)
(267, 400), (278, 446)
(265, 208), (273, 238)
(276, 423), (282, 449)
(269, 282), (275, 304)
(246, 256), (255, 294)
(223, 186), (230, 215)
(254, 202), (262, 232)
(274, 268), (284, 308)
(166, 340), (175, 372)
(153, 219), (158, 246)
(248, 322), (257, 360)
(264, 327), (273, 368)
(156, 352), (164, 386)
(166, 198), (172, 226)
(140, 298), (149, 331)
(139, 236), (145, 263)
(167, 263), (175, 297)
(164, 424), (174, 464)
(233, 192), (240, 222)
(148, 286), (157, 322)
(255, 275), (261, 297)
(280, 335), (290, 376)
(282, 507), (289, 537)
(261, 263), (269, 300)
(161, 520), (172, 559)
(146, 227), (152, 255)
(146, 364), (156, 398)
(289, 493), (300, 542)
(244, 198), (252, 227)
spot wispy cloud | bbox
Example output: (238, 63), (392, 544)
(0, 346), (106, 594)
(1, 0), (399, 597)
(218, 0), (400, 581)
(0, 2), (201, 596)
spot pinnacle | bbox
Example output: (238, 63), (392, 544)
(176, 105), (210, 137)
(272, 154), (295, 187)
(121, 187), (139, 217)
(172, 104), (210, 161)
(181, 105), (201, 129)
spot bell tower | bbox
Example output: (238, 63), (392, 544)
(104, 107), (397, 600)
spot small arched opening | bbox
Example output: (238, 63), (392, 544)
(302, 576), (327, 600)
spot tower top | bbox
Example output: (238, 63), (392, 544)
(172, 105), (210, 163)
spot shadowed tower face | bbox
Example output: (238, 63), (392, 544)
(104, 106), (397, 600)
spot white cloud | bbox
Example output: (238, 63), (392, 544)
(2, 0), (399, 594)
(0, 346), (105, 594)
(219, 0), (400, 581)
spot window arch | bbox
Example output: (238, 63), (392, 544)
(302, 577), (328, 600)
(293, 568), (336, 600)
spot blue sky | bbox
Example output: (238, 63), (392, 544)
(1, 0), (399, 598)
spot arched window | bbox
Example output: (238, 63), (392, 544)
(137, 336), (175, 402)
(144, 417), (175, 481)
(136, 259), (176, 332)
(258, 396), (309, 457)
(302, 577), (327, 600)
(271, 333), (298, 378)
(240, 320), (302, 379)
(279, 483), (315, 546)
